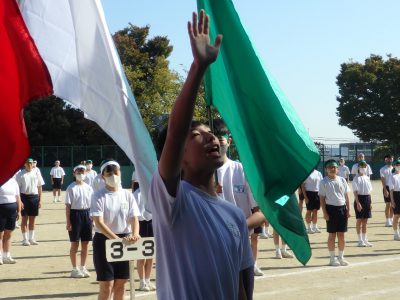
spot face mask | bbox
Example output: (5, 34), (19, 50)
(86, 164), (92, 170)
(104, 174), (121, 188)
(359, 168), (367, 175)
(75, 174), (86, 182)
(220, 144), (228, 157)
(339, 162), (344, 166)
(395, 166), (400, 172)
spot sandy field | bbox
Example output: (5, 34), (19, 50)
(0, 180), (399, 299)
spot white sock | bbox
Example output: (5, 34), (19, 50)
(140, 279), (146, 284)
(265, 226), (270, 234)
(29, 230), (35, 241)
(3, 251), (10, 258)
(362, 233), (367, 241)
(22, 232), (28, 241)
(145, 278), (151, 284)
(395, 229), (399, 235)
(338, 251), (344, 259)
(307, 223), (312, 230)
(312, 223), (317, 229)
(282, 244), (288, 252)
(274, 244), (280, 251)
(358, 234), (363, 242)
(329, 251), (335, 258)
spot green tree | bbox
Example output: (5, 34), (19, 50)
(336, 54), (400, 147)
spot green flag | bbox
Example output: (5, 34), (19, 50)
(197, 0), (320, 265)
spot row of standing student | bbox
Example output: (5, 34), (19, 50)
(299, 157), (400, 266)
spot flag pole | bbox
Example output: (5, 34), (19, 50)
(207, 105), (220, 189)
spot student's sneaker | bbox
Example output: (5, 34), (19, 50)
(139, 282), (150, 292)
(307, 228), (315, 234)
(357, 241), (366, 247)
(329, 257), (340, 267)
(70, 269), (84, 278)
(80, 267), (91, 278)
(146, 281), (156, 291)
(363, 240), (373, 247)
(22, 240), (30, 246)
(281, 251), (294, 259)
(313, 227), (321, 233)
(275, 249), (282, 259)
(254, 265), (264, 276)
(29, 239), (39, 245)
(394, 233), (400, 241)
(3, 256), (17, 264)
(338, 257), (349, 266)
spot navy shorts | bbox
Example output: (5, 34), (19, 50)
(93, 232), (130, 281)
(52, 178), (62, 189)
(393, 191), (400, 215)
(326, 205), (348, 233)
(354, 195), (372, 219)
(21, 194), (39, 217)
(305, 191), (320, 210)
(0, 203), (17, 231)
(68, 209), (92, 242)
(139, 220), (154, 238)
(383, 185), (391, 203)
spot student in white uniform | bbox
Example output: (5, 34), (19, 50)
(389, 159), (400, 241)
(214, 119), (264, 277)
(351, 153), (373, 177)
(91, 160), (140, 300)
(83, 160), (97, 187)
(133, 188), (156, 291)
(15, 158), (45, 246)
(319, 159), (351, 267)
(380, 155), (394, 227)
(131, 169), (139, 192)
(302, 169), (323, 233)
(150, 11), (254, 300)
(32, 160), (42, 178)
(0, 177), (22, 264)
(352, 160), (373, 247)
(65, 165), (94, 278)
(338, 158), (350, 182)
(50, 160), (66, 203)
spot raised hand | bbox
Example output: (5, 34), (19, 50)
(188, 9), (222, 69)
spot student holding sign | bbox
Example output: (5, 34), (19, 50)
(90, 160), (141, 300)
(150, 10), (254, 300)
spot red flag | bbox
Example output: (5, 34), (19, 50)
(0, 0), (53, 185)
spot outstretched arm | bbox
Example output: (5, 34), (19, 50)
(159, 10), (222, 196)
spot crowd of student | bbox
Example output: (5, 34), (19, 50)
(300, 153), (400, 267)
(1, 10), (400, 300)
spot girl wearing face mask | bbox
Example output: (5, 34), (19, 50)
(90, 160), (141, 300)
(389, 160), (400, 241)
(351, 161), (373, 247)
(65, 165), (94, 278)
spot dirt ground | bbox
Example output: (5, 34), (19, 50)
(0, 180), (399, 300)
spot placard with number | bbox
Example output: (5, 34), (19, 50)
(106, 237), (156, 262)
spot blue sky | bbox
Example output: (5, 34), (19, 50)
(101, 0), (400, 144)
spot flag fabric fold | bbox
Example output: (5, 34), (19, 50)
(20, 0), (157, 201)
(197, 0), (320, 264)
(0, 0), (53, 185)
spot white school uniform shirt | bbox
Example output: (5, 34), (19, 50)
(352, 175), (372, 195)
(91, 188), (140, 234)
(132, 189), (152, 221)
(91, 174), (105, 192)
(388, 173), (400, 191)
(148, 171), (253, 300)
(83, 169), (98, 186)
(304, 169), (323, 192)
(379, 165), (393, 186)
(319, 176), (349, 206)
(351, 163), (372, 176)
(337, 165), (350, 179)
(217, 159), (257, 218)
(15, 170), (45, 195)
(65, 181), (93, 210)
(0, 178), (20, 204)
(50, 166), (65, 178)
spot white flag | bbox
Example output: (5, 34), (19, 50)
(20, 0), (157, 201)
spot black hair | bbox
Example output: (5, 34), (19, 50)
(155, 120), (205, 160)
(324, 159), (337, 168)
(212, 118), (230, 137)
(384, 154), (392, 159)
(100, 158), (119, 175)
